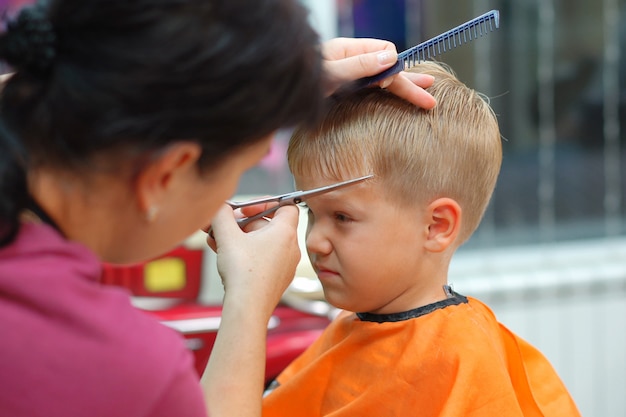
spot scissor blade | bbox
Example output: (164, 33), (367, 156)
(228, 174), (373, 209)
(279, 174), (374, 206)
(233, 174), (373, 229)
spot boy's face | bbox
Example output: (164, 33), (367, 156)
(296, 174), (435, 315)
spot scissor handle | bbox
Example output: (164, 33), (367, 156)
(206, 203), (288, 238)
(235, 205), (282, 229)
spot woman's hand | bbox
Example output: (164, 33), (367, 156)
(322, 37), (436, 109)
(202, 203), (301, 417)
(207, 203), (301, 317)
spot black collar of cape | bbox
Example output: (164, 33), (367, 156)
(356, 290), (468, 323)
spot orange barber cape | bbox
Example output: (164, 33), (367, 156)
(262, 294), (581, 417)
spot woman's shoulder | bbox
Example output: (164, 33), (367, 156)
(0, 222), (203, 417)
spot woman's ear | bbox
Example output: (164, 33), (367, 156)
(423, 197), (462, 253)
(134, 142), (202, 218)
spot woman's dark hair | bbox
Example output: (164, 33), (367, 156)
(0, 0), (324, 246)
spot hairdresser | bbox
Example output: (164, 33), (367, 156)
(0, 1), (434, 417)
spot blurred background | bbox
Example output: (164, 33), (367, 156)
(2, 0), (624, 415)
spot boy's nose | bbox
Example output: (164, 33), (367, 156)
(305, 224), (332, 256)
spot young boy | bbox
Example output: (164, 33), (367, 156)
(262, 61), (581, 416)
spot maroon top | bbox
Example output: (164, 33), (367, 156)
(0, 222), (207, 417)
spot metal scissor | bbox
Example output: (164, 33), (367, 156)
(207, 174), (373, 236)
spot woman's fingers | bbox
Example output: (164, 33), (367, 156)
(321, 37), (437, 108)
(385, 72), (437, 109)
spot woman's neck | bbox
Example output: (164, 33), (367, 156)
(27, 168), (129, 260)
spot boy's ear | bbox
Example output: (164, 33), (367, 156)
(423, 197), (462, 253)
(134, 142), (202, 213)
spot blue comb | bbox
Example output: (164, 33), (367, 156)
(342, 10), (500, 92)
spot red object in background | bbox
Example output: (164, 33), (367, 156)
(101, 247), (203, 300)
(150, 302), (329, 381)
(147, 302), (222, 376)
(101, 245), (330, 383)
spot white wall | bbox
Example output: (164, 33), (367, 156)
(300, 0), (338, 41)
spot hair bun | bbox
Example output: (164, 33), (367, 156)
(1, 5), (56, 74)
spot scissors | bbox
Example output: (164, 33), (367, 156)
(207, 174), (373, 237)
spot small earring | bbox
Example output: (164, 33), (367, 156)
(146, 205), (159, 223)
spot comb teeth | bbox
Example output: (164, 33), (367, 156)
(401, 10), (500, 67)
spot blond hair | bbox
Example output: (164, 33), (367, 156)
(288, 61), (502, 243)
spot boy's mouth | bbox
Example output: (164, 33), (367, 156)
(314, 264), (340, 279)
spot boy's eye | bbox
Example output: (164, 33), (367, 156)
(334, 213), (351, 222)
